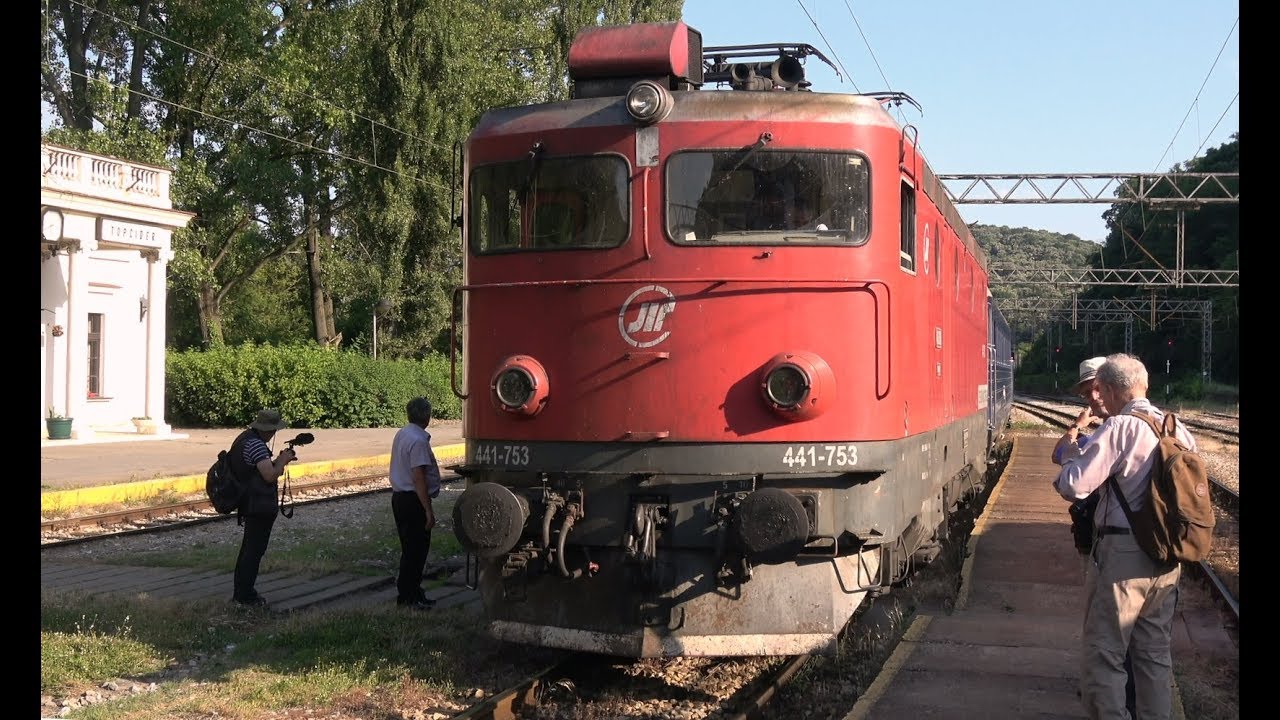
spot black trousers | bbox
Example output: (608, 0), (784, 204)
(392, 491), (432, 601)
(233, 511), (277, 600)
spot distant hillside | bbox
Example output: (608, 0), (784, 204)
(969, 223), (1099, 308)
(970, 223), (1100, 268)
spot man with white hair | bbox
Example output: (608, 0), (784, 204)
(1052, 355), (1137, 718)
(1052, 353), (1197, 720)
(389, 396), (443, 610)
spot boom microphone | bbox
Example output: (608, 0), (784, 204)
(285, 432), (315, 449)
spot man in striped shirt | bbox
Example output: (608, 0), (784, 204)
(229, 408), (298, 607)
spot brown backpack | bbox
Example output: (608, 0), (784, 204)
(1108, 411), (1216, 565)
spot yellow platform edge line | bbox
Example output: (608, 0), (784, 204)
(842, 614), (933, 720)
(41, 443), (467, 513)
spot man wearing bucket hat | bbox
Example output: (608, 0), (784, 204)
(227, 408), (299, 607)
(1051, 357), (1136, 719)
(1052, 357), (1110, 465)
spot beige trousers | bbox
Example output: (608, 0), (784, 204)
(1081, 533), (1181, 720)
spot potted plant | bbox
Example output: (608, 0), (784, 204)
(131, 416), (159, 434)
(46, 407), (73, 440)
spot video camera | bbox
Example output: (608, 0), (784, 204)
(284, 432), (315, 450)
(279, 432), (314, 520)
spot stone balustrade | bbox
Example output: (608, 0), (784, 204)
(41, 144), (172, 210)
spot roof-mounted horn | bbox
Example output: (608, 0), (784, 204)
(703, 43), (839, 91)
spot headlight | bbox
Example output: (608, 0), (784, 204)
(625, 81), (673, 124)
(495, 368), (534, 408)
(764, 364), (810, 409)
(490, 355), (550, 416)
(759, 351), (834, 421)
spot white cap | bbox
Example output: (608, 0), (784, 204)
(1072, 357), (1106, 393)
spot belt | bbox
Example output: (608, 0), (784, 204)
(1097, 526), (1131, 536)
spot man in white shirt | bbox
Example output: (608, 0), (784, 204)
(1053, 353), (1196, 720)
(389, 397), (442, 610)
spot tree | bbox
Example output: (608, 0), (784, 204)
(42, 0), (682, 357)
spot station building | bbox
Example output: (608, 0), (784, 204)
(40, 143), (195, 440)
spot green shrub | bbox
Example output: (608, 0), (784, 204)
(167, 343), (461, 428)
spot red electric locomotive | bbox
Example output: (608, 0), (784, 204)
(451, 20), (1007, 657)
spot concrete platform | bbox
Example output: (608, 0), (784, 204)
(40, 420), (465, 511)
(843, 435), (1237, 720)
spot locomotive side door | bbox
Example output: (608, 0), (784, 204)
(925, 218), (947, 427)
(932, 222), (949, 425)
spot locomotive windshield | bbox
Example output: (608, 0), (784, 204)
(666, 150), (870, 245)
(469, 154), (629, 253)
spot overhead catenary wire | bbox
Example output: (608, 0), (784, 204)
(1064, 12), (1240, 275)
(840, 0), (904, 125)
(794, 0), (860, 93)
(1099, 15), (1239, 272)
(841, 1), (891, 90)
(1150, 16), (1239, 172)
(1191, 91), (1239, 160)
(53, 66), (450, 194)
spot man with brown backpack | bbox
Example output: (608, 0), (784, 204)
(1052, 353), (1210, 720)
(1052, 355), (1138, 719)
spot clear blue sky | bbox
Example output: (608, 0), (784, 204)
(682, 2), (1239, 243)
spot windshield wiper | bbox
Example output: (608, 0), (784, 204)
(518, 141), (545, 200)
(702, 132), (774, 199)
(723, 132), (773, 177)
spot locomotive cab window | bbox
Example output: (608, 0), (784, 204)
(899, 179), (916, 272)
(666, 150), (869, 245)
(468, 154), (629, 253)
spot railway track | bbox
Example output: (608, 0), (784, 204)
(483, 652), (809, 720)
(43, 429), (1234, 718)
(453, 651), (811, 720)
(1013, 398), (1239, 504)
(40, 470), (447, 546)
(1020, 392), (1239, 444)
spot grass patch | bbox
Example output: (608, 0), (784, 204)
(41, 590), (240, 693)
(41, 613), (168, 693)
(123, 489), (186, 507)
(91, 499), (464, 578)
(41, 587), (563, 719)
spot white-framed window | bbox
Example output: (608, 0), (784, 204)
(899, 180), (916, 272)
(87, 313), (104, 398)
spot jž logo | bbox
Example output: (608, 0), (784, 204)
(618, 285), (676, 348)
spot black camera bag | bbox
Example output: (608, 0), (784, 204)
(1068, 492), (1101, 554)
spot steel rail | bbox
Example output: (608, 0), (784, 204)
(1010, 400), (1237, 510)
(40, 471), (392, 534)
(41, 471), (465, 548)
(1189, 559), (1240, 622)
